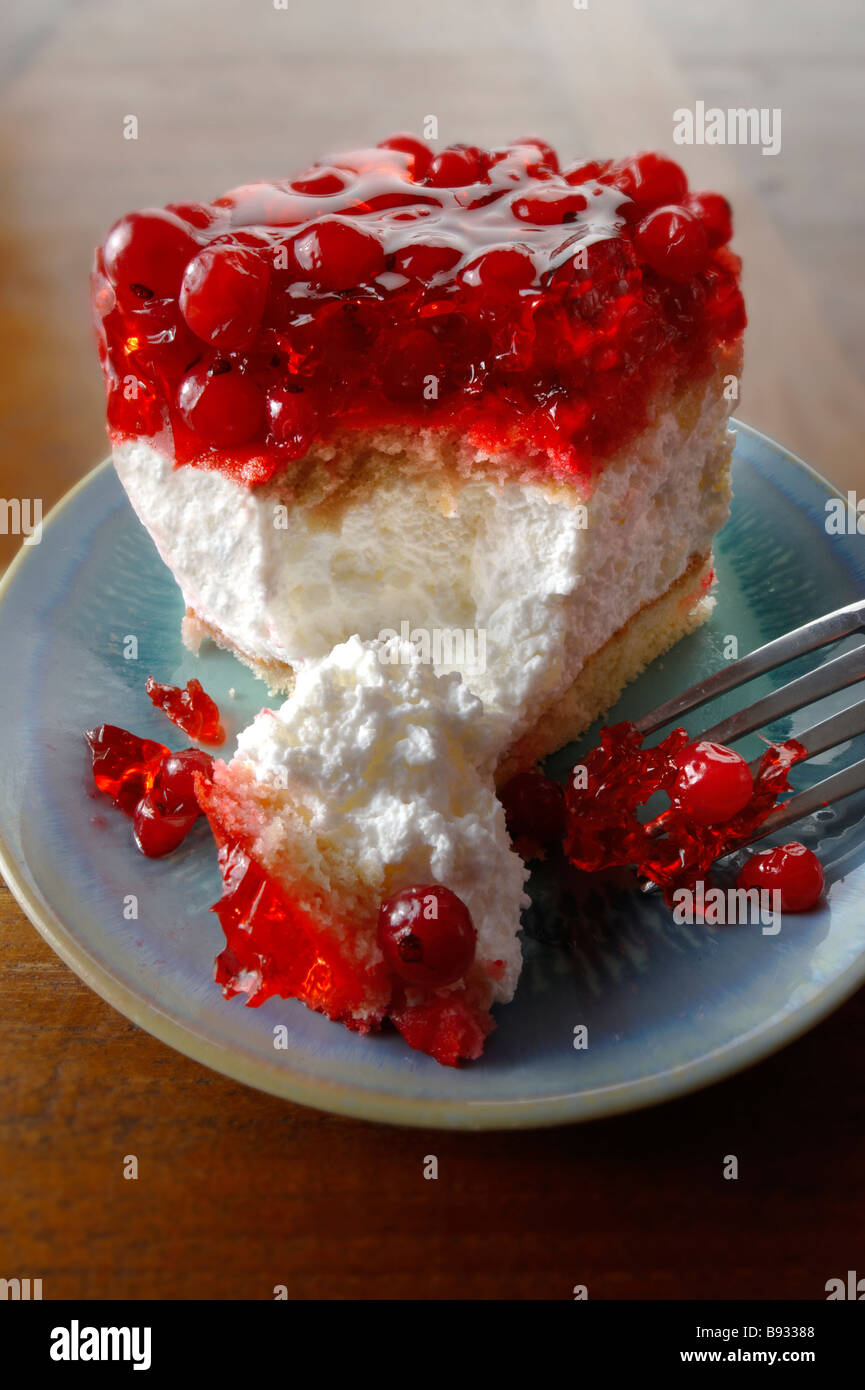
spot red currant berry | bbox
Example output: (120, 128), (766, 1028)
(378, 885), (477, 988)
(736, 842), (824, 912)
(292, 216), (385, 291)
(561, 159), (613, 186)
(461, 246), (536, 291)
(377, 133), (432, 179)
(511, 189), (587, 224)
(133, 792), (199, 858)
(425, 145), (485, 188)
(177, 361), (263, 447)
(290, 167), (351, 196)
(393, 240), (462, 281)
(686, 191), (733, 248)
(510, 137), (560, 175)
(153, 747), (214, 816)
(499, 771), (567, 845)
(179, 243), (270, 349)
(103, 209), (198, 298)
(634, 205), (709, 282)
(672, 741), (753, 825)
(610, 153), (688, 210)
(265, 386), (316, 457)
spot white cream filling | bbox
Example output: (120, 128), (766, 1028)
(230, 636), (529, 1005)
(113, 382), (732, 756)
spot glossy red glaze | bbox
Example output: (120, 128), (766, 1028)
(92, 142), (744, 486)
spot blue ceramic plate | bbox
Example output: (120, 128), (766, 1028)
(1, 423), (864, 1129)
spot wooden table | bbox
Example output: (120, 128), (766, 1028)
(2, 0), (864, 1299)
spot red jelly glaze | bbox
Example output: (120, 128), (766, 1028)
(145, 676), (225, 744)
(84, 724), (169, 813)
(92, 142), (745, 486)
(671, 740), (754, 825)
(377, 884), (477, 987)
(736, 841), (824, 911)
(564, 722), (807, 905)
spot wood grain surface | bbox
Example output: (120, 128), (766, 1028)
(1, 0), (864, 1300)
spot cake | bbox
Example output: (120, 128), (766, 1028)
(91, 137), (745, 774)
(196, 636), (529, 1065)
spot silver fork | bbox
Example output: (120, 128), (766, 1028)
(634, 599), (865, 860)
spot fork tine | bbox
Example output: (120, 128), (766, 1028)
(725, 757), (865, 852)
(634, 599), (865, 736)
(747, 697), (865, 772)
(696, 646), (865, 745)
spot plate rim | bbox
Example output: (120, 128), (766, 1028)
(0, 423), (862, 1131)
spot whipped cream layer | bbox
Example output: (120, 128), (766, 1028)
(218, 635), (529, 1008)
(114, 368), (733, 757)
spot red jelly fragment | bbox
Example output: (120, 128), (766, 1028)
(145, 676), (225, 744)
(564, 722), (807, 905)
(84, 724), (169, 813)
(736, 842), (824, 912)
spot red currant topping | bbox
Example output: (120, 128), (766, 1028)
(499, 771), (567, 845)
(179, 242), (270, 349)
(145, 676), (225, 744)
(153, 747), (214, 816)
(634, 205), (709, 282)
(425, 145), (485, 187)
(177, 361), (264, 446)
(103, 209), (198, 298)
(609, 153), (688, 210)
(94, 142), (744, 486)
(377, 885), (477, 987)
(292, 216), (385, 290)
(686, 191), (733, 249)
(84, 724), (169, 813)
(393, 240), (462, 281)
(377, 133), (432, 179)
(736, 842), (824, 912)
(133, 792), (199, 858)
(672, 741), (754, 825)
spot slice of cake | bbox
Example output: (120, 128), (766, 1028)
(196, 636), (529, 1066)
(92, 138), (745, 771)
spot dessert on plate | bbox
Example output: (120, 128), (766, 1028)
(196, 636), (529, 1064)
(92, 137), (745, 775)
